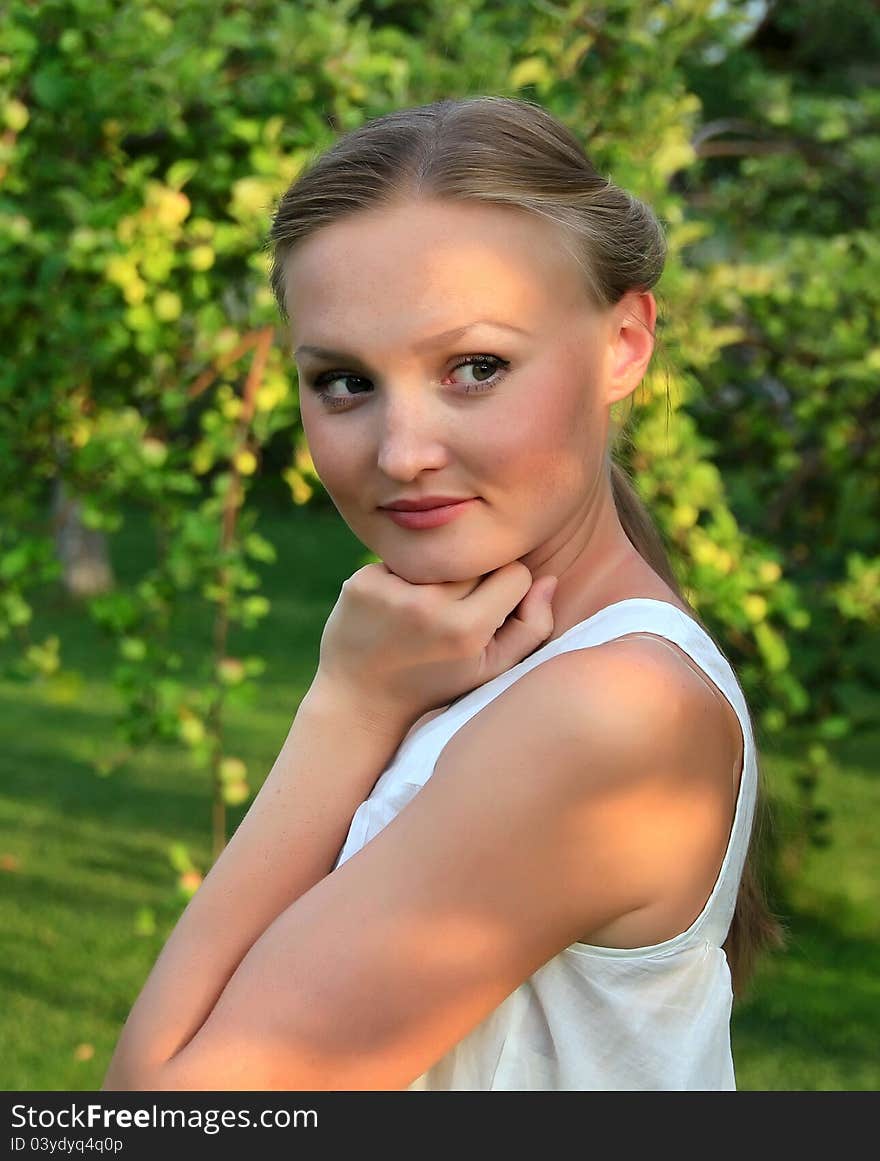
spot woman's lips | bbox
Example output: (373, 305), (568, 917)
(380, 498), (478, 530)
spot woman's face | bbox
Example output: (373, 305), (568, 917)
(284, 197), (647, 585)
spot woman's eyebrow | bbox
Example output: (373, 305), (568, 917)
(294, 319), (530, 363)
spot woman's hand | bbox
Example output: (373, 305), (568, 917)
(312, 561), (558, 730)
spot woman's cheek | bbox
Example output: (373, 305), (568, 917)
(301, 417), (361, 499)
(492, 383), (582, 473)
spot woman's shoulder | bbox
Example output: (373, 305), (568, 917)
(455, 607), (736, 790)
(433, 609), (741, 948)
(566, 585), (744, 788)
(575, 629), (742, 778)
(550, 568), (742, 768)
(470, 569), (744, 811)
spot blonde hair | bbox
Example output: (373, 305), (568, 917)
(267, 94), (783, 996)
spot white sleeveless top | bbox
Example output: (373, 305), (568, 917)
(331, 598), (758, 1091)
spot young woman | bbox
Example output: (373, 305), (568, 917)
(103, 95), (782, 1092)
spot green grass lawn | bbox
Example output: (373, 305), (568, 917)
(2, 498), (878, 1091)
(731, 720), (880, 1090)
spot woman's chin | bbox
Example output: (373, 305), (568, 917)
(382, 562), (474, 585)
(376, 553), (509, 586)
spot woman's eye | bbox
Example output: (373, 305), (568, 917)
(309, 373), (370, 404)
(308, 354), (510, 408)
(448, 355), (509, 392)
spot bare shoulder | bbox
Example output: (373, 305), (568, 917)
(578, 631), (743, 770)
(437, 632), (743, 947)
(446, 630), (740, 787)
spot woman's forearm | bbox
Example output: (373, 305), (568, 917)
(102, 679), (410, 1089)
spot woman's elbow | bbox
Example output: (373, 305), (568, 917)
(101, 1048), (165, 1092)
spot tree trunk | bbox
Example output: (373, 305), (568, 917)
(51, 477), (115, 598)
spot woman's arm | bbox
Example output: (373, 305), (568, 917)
(101, 679), (411, 1089)
(102, 638), (734, 1091)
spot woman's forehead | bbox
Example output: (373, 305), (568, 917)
(284, 200), (590, 338)
(287, 199), (578, 292)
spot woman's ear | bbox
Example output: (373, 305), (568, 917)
(606, 291), (657, 403)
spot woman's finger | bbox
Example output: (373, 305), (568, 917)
(480, 573), (558, 676)
(458, 561), (535, 635)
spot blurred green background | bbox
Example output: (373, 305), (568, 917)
(1, 0), (878, 1090)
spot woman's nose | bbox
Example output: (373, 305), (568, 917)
(376, 397), (450, 480)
